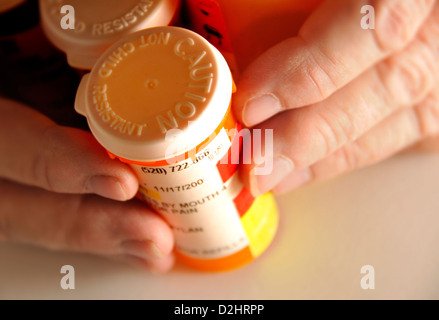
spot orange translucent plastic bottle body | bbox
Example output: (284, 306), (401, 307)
(186, 0), (323, 71)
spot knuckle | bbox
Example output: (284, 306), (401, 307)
(418, 5), (439, 47)
(0, 216), (9, 242)
(414, 94), (439, 137)
(374, 0), (433, 52)
(337, 143), (362, 172)
(65, 225), (97, 253)
(338, 139), (382, 172)
(63, 196), (116, 254)
(377, 50), (436, 106)
(31, 125), (87, 194)
(313, 110), (357, 157)
(31, 124), (61, 192)
(314, 115), (336, 156)
(376, 4), (411, 51)
(396, 60), (434, 104)
(31, 149), (54, 192)
(0, 199), (13, 243)
(64, 209), (95, 252)
(304, 46), (340, 101)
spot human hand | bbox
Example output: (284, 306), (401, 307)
(233, 0), (439, 195)
(0, 98), (174, 273)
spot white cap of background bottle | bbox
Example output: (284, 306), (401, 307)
(39, 0), (181, 70)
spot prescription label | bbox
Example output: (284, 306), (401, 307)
(132, 128), (251, 260)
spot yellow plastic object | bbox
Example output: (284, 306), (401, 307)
(242, 192), (278, 258)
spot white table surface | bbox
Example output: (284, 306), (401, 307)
(1, 153), (438, 300)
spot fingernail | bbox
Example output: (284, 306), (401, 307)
(121, 240), (165, 260)
(86, 175), (128, 201)
(274, 167), (312, 194)
(242, 93), (283, 127)
(250, 155), (294, 196)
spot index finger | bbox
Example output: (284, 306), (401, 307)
(0, 98), (139, 201)
(234, 0), (435, 127)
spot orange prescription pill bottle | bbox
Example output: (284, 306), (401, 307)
(39, 0), (181, 70)
(216, 0), (322, 70)
(75, 26), (278, 272)
(185, 0), (323, 73)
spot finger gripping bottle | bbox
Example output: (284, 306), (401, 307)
(75, 26), (278, 272)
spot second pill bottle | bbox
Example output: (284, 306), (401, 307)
(39, 0), (181, 70)
(75, 26), (278, 272)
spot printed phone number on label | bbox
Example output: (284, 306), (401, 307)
(141, 150), (213, 176)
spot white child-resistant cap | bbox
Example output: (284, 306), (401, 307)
(39, 0), (181, 69)
(75, 26), (233, 162)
